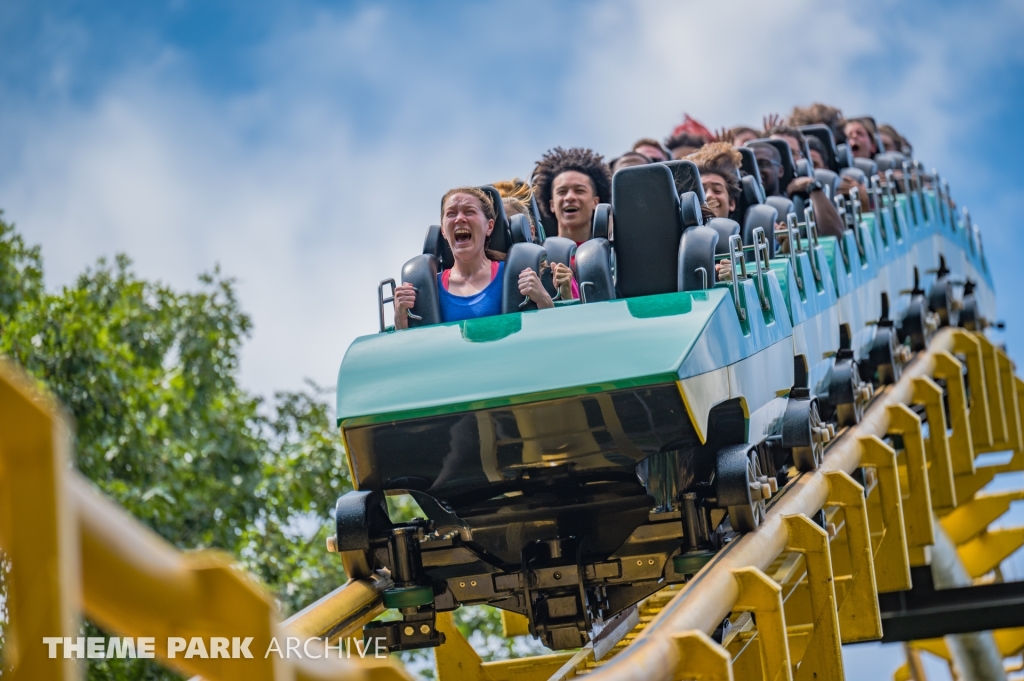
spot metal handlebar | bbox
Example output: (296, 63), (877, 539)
(751, 227), (770, 311)
(727, 235), (746, 322)
(803, 206), (822, 284)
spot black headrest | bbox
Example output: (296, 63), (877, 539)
(664, 160), (705, 204)
(478, 185), (512, 254)
(706, 218), (740, 255)
(736, 146), (761, 183)
(873, 152), (905, 173)
(814, 168), (841, 199)
(680, 191), (704, 228)
(423, 225), (454, 270)
(501, 243), (546, 314)
(611, 163), (683, 298)
(530, 194), (549, 241)
(749, 139), (796, 194)
(509, 213), (532, 244)
(853, 158), (878, 178)
(401, 254), (442, 327)
(575, 238), (615, 303)
(743, 203), (778, 259)
(731, 174), (764, 225)
(835, 144), (853, 169)
(799, 124), (840, 172)
(592, 203), (612, 240)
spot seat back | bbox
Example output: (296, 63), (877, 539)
(575, 238), (615, 303)
(401, 254), (442, 327)
(501, 243), (547, 314)
(664, 160), (705, 203)
(478, 185), (513, 254)
(814, 168), (841, 199)
(509, 213), (533, 244)
(612, 164), (685, 298)
(736, 147), (761, 184)
(706, 217), (740, 255)
(530, 194), (549, 241)
(733, 174), (765, 224)
(749, 139), (797, 195)
(799, 124), (840, 172)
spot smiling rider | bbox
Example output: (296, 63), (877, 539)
(532, 147), (613, 246)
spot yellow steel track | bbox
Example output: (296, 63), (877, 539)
(3, 326), (1024, 681)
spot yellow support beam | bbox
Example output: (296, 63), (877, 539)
(957, 527), (1024, 579)
(912, 377), (957, 512)
(673, 631), (734, 681)
(825, 472), (882, 643)
(0, 360), (79, 681)
(731, 568), (793, 681)
(939, 490), (1024, 545)
(784, 515), (844, 681)
(932, 352), (975, 477)
(999, 350), (1024, 455)
(887, 404), (936, 551)
(976, 334), (1008, 448)
(951, 329), (992, 448)
(859, 436), (912, 592)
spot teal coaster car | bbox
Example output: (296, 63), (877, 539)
(331, 155), (993, 652)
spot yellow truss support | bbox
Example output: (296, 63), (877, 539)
(731, 567), (793, 681)
(956, 527), (1024, 579)
(784, 515), (844, 681)
(976, 334), (1008, 448)
(887, 404), (936, 550)
(998, 350), (1024, 455)
(825, 472), (882, 643)
(859, 436), (912, 592)
(951, 329), (992, 448)
(911, 377), (957, 511)
(994, 627), (1024, 657)
(0, 360), (79, 681)
(434, 612), (574, 681)
(501, 611), (530, 638)
(940, 490), (1024, 545)
(673, 631), (734, 681)
(931, 352), (975, 477)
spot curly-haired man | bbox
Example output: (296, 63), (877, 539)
(532, 147), (612, 244)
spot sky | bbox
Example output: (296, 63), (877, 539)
(2, 1), (1024, 677)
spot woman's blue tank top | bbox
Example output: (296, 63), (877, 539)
(438, 261), (505, 323)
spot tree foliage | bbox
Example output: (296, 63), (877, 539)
(0, 215), (350, 679)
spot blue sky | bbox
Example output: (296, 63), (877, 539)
(2, 3), (1024, 675)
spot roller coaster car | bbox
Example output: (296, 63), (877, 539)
(332, 164), (993, 652)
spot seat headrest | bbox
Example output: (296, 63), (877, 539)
(663, 160), (706, 204)
(835, 144), (853, 169)
(423, 225), (454, 270)
(873, 152), (905, 173)
(509, 213), (533, 244)
(736, 146), (761, 184)
(798, 124), (840, 172)
(501, 243), (546, 314)
(592, 203), (612, 240)
(680, 191), (704, 228)
(611, 163), (684, 298)
(749, 139), (797, 194)
(852, 158), (878, 178)
(814, 168), (841, 198)
(731, 175), (764, 226)
(706, 218), (740, 255)
(477, 185), (512, 254)
(530, 194), (549, 241)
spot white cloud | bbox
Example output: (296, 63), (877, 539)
(2, 0), (1023, 401)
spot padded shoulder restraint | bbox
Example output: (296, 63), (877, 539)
(423, 225), (454, 270)
(853, 158), (878, 178)
(612, 163), (683, 298)
(678, 225), (719, 292)
(509, 213), (533, 244)
(799, 124), (840, 172)
(401, 254), (442, 327)
(592, 203), (612, 240)
(736, 147), (761, 185)
(575, 238), (615, 303)
(835, 143), (853, 170)
(814, 168), (841, 198)
(530, 194), (549, 241)
(743, 203), (778, 259)
(873, 152), (905, 173)
(706, 217), (740, 255)
(502, 243), (547, 314)
(766, 196), (796, 226)
(680, 191), (704, 228)
(541, 236), (578, 298)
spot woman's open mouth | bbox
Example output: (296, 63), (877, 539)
(454, 228), (472, 244)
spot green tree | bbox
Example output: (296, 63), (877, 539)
(0, 215), (350, 679)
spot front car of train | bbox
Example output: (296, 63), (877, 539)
(330, 147), (993, 652)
